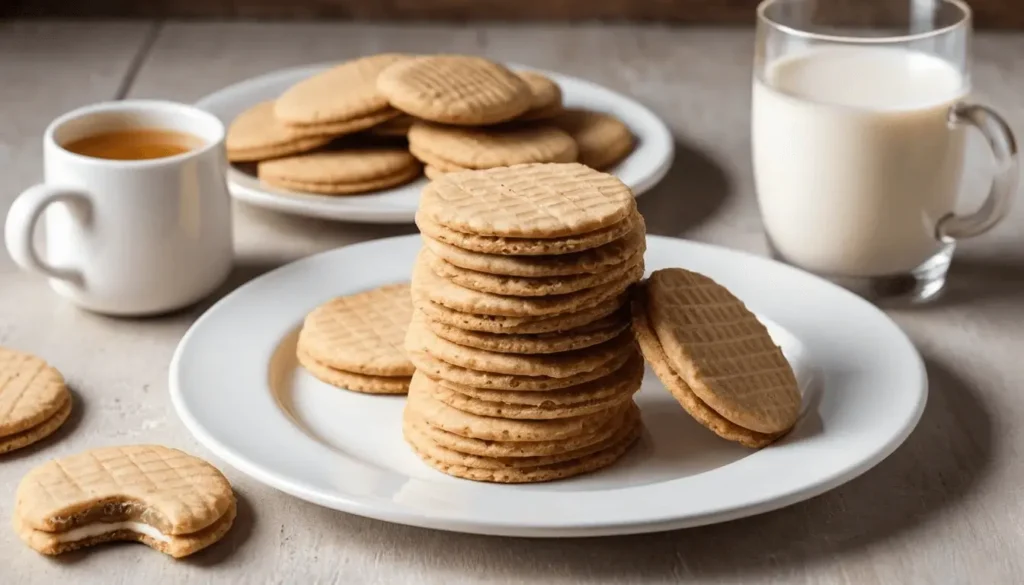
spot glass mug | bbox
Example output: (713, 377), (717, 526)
(752, 0), (1018, 303)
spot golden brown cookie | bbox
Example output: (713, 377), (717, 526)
(297, 349), (410, 395)
(406, 410), (640, 483)
(297, 283), (414, 376)
(406, 402), (636, 458)
(275, 54), (409, 126)
(421, 216), (645, 277)
(413, 249), (642, 317)
(377, 55), (532, 125)
(644, 269), (801, 434)
(420, 163), (634, 239)
(407, 343), (634, 392)
(423, 244), (644, 297)
(258, 149), (422, 195)
(415, 207), (638, 256)
(516, 71), (564, 121)
(553, 109), (635, 170)
(425, 310), (628, 354)
(407, 311), (634, 378)
(368, 114), (416, 137)
(414, 291), (626, 334)
(226, 101), (333, 162)
(0, 347), (71, 455)
(14, 445), (236, 558)
(408, 123), (577, 170)
(424, 165), (447, 181)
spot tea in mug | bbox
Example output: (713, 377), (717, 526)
(63, 129), (204, 161)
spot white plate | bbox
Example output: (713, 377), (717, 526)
(170, 235), (926, 537)
(195, 63), (674, 224)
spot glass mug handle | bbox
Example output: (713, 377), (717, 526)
(937, 103), (1019, 242)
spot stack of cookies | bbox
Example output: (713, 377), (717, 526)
(403, 162), (648, 483)
(0, 347), (72, 454)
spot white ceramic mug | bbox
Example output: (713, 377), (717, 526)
(4, 100), (234, 316)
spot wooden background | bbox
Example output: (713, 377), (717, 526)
(3, 0), (1022, 28)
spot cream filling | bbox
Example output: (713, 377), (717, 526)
(55, 521), (172, 543)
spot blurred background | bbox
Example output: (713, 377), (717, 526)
(2, 0), (1020, 28)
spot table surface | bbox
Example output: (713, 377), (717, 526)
(2, 20), (1022, 585)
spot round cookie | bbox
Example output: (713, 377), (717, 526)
(421, 217), (645, 277)
(440, 352), (644, 407)
(414, 291), (626, 334)
(643, 269), (801, 435)
(517, 71), (564, 121)
(413, 249), (643, 317)
(425, 311), (628, 354)
(423, 245), (644, 297)
(406, 402), (636, 458)
(258, 149), (421, 195)
(415, 206), (638, 256)
(297, 283), (414, 376)
(426, 363), (640, 420)
(297, 349), (410, 395)
(368, 114), (416, 137)
(424, 165), (447, 181)
(377, 55), (532, 125)
(408, 123), (577, 170)
(407, 344), (634, 392)
(420, 163), (634, 239)
(406, 374), (621, 441)
(407, 415), (640, 483)
(0, 347), (71, 453)
(226, 101), (333, 162)
(275, 54), (409, 126)
(631, 289), (779, 448)
(407, 311), (634, 378)
(279, 109), (401, 137)
(408, 144), (471, 173)
(553, 109), (635, 170)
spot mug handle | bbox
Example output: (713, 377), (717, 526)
(4, 184), (89, 285)
(937, 103), (1019, 241)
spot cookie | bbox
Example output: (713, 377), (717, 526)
(407, 343), (634, 392)
(425, 357), (641, 420)
(278, 109), (402, 138)
(0, 347), (71, 454)
(408, 311), (634, 378)
(645, 269), (801, 435)
(258, 149), (422, 195)
(377, 55), (532, 125)
(408, 123), (577, 170)
(421, 217), (645, 277)
(413, 249), (642, 317)
(407, 412), (640, 483)
(298, 349), (410, 395)
(225, 101), (333, 162)
(14, 445), (236, 558)
(516, 71), (564, 121)
(297, 283), (414, 376)
(553, 109), (635, 170)
(425, 311), (628, 354)
(406, 402), (636, 458)
(406, 373), (621, 441)
(275, 54), (408, 126)
(420, 163), (634, 239)
(440, 352), (644, 407)
(423, 244), (644, 296)
(414, 290), (626, 334)
(415, 206), (638, 256)
(424, 165), (447, 181)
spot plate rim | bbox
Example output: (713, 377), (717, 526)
(194, 61), (675, 224)
(169, 234), (927, 537)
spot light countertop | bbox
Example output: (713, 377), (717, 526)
(2, 20), (1023, 584)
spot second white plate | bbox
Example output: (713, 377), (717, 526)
(170, 235), (927, 537)
(195, 63), (675, 224)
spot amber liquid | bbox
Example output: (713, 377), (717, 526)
(63, 129), (204, 161)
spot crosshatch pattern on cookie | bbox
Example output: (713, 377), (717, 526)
(0, 347), (68, 437)
(421, 163), (635, 238)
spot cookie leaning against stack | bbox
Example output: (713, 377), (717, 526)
(297, 283), (415, 394)
(405, 162), (647, 484)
